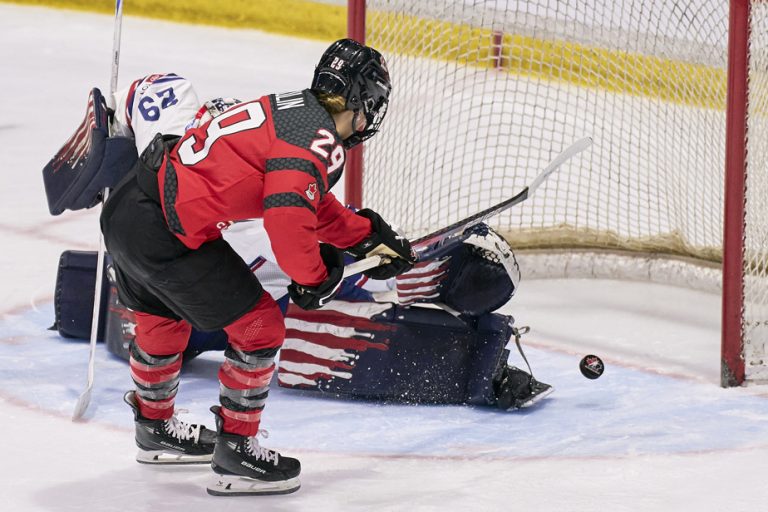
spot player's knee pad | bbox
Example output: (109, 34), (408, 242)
(133, 311), (192, 355)
(223, 293), (286, 352)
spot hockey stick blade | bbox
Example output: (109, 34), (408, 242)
(412, 137), (592, 253)
(72, 386), (93, 421)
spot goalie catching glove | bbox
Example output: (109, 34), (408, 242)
(288, 243), (344, 310)
(346, 209), (416, 280)
(396, 224), (521, 316)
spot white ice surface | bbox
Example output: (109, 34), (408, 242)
(1, 5), (768, 511)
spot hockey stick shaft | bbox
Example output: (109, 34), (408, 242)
(346, 137), (592, 276)
(73, 0), (125, 421)
(108, 1), (123, 110)
(411, 137), (592, 250)
(343, 255), (386, 278)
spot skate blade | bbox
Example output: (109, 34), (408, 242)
(516, 384), (555, 409)
(136, 449), (212, 465)
(206, 475), (301, 496)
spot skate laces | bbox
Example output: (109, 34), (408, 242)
(245, 430), (279, 466)
(163, 410), (201, 443)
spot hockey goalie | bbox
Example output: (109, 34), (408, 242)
(275, 221), (554, 411)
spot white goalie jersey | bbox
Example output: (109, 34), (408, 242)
(111, 73), (201, 153)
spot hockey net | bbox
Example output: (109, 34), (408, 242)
(350, 0), (768, 385)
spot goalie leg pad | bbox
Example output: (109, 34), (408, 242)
(277, 302), (513, 406)
(52, 250), (110, 340)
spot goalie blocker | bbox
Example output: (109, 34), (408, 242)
(42, 88), (137, 216)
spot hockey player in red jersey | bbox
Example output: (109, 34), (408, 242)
(100, 39), (414, 496)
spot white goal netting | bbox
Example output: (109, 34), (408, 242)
(358, 0), (768, 383)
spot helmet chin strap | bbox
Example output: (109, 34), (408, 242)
(342, 110), (379, 149)
(351, 109), (365, 134)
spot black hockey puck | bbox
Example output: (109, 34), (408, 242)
(579, 355), (604, 379)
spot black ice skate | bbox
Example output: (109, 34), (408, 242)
(207, 406), (301, 496)
(494, 366), (554, 410)
(124, 390), (216, 464)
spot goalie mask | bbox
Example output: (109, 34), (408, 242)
(396, 224), (521, 316)
(311, 38), (391, 149)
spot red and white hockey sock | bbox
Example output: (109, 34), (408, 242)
(219, 293), (285, 436)
(218, 347), (278, 436)
(130, 312), (192, 420)
(129, 343), (182, 420)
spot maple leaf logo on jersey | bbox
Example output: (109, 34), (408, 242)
(305, 183), (318, 201)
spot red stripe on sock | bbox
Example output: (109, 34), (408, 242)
(219, 361), (275, 389)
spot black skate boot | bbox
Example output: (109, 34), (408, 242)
(494, 365), (554, 410)
(124, 390), (216, 464)
(207, 406), (301, 496)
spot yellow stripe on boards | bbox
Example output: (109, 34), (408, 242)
(1, 0), (347, 41)
(367, 12), (726, 110)
(4, 0), (727, 109)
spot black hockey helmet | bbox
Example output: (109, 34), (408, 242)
(311, 38), (392, 148)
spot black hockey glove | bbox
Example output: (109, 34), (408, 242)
(288, 243), (345, 310)
(346, 209), (416, 280)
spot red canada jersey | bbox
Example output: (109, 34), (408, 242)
(156, 89), (372, 286)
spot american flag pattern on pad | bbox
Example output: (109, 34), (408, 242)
(50, 90), (101, 173)
(277, 301), (395, 388)
(395, 257), (451, 305)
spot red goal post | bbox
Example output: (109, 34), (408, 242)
(346, 0), (768, 387)
(722, 0), (750, 388)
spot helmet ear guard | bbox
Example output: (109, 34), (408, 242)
(312, 39), (392, 148)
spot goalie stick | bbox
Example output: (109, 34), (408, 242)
(345, 137), (593, 276)
(72, 0), (125, 421)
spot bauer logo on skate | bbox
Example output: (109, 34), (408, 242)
(277, 301), (394, 388)
(241, 461), (267, 473)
